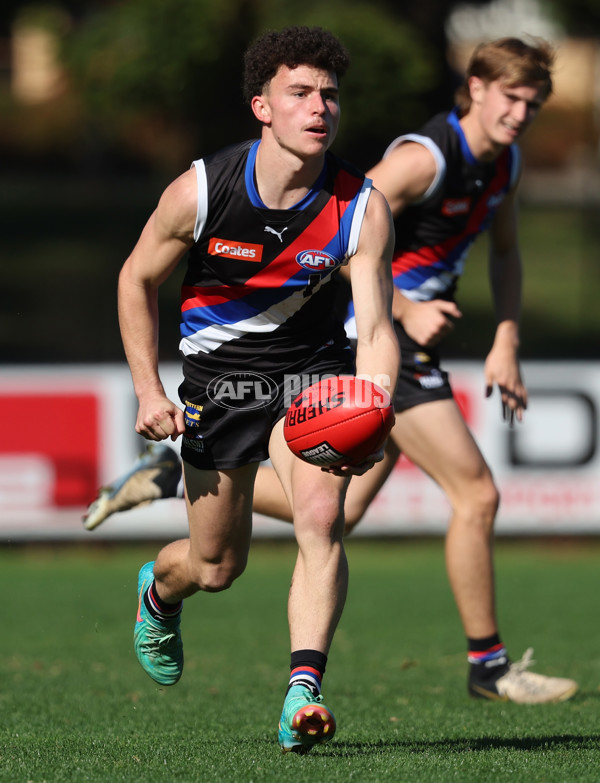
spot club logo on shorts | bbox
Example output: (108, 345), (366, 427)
(184, 401), (203, 428)
(296, 249), (339, 272)
(207, 371), (279, 410)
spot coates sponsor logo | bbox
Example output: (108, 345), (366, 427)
(441, 198), (471, 216)
(208, 237), (263, 262)
(296, 249), (339, 272)
(207, 371), (278, 410)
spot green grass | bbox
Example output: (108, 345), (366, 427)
(1, 539), (599, 782)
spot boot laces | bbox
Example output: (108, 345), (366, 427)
(510, 647), (536, 674)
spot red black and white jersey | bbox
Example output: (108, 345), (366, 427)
(179, 140), (372, 368)
(389, 109), (520, 302)
(344, 110), (520, 339)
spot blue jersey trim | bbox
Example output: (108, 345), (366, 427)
(447, 109), (477, 166)
(245, 140), (327, 210)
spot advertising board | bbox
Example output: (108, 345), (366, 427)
(1, 362), (598, 539)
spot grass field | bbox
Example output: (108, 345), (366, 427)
(2, 538), (599, 782)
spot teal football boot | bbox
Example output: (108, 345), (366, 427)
(134, 561), (183, 686)
(278, 684), (336, 754)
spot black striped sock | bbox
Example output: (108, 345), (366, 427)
(288, 649), (328, 696)
(143, 580), (182, 620)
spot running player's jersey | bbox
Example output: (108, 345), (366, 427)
(179, 140), (372, 370)
(388, 108), (520, 302)
(345, 109), (520, 339)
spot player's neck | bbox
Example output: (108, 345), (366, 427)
(254, 137), (326, 209)
(459, 112), (505, 163)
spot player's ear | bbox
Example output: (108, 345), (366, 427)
(251, 95), (271, 124)
(468, 76), (485, 105)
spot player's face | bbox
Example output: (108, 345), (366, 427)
(472, 78), (545, 148)
(253, 65), (341, 158)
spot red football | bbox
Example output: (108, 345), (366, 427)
(283, 376), (395, 467)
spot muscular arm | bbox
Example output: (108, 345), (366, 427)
(118, 168), (197, 440)
(348, 187), (399, 399)
(368, 142), (462, 346)
(324, 188), (399, 477)
(485, 186), (527, 423)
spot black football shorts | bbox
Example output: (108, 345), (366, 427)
(179, 343), (355, 470)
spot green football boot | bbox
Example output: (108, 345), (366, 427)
(133, 561), (183, 686)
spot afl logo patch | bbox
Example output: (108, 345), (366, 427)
(296, 249), (339, 272)
(486, 193), (505, 210)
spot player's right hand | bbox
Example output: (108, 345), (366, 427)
(400, 299), (462, 347)
(135, 394), (186, 442)
(321, 447), (385, 477)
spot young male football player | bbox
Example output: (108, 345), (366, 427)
(116, 25), (399, 754)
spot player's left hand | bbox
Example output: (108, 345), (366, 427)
(484, 344), (527, 426)
(321, 447), (385, 477)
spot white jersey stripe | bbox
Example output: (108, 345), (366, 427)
(191, 160), (209, 242)
(347, 177), (372, 256)
(180, 271), (334, 356)
(384, 134), (446, 203)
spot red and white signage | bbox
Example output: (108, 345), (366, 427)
(1, 362), (599, 539)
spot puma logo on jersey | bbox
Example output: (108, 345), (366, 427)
(208, 237), (263, 262)
(264, 226), (288, 243)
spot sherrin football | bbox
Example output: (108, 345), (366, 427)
(283, 376), (395, 467)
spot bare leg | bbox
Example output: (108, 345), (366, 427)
(152, 462), (258, 602)
(340, 439), (400, 531)
(253, 438), (400, 533)
(393, 400), (499, 638)
(269, 419), (349, 654)
(254, 463), (293, 522)
(257, 398), (498, 638)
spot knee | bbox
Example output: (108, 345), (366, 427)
(454, 476), (500, 532)
(187, 555), (247, 593)
(295, 491), (344, 540)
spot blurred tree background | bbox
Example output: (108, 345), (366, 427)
(1, 0), (598, 364)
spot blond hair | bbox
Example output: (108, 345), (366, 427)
(455, 37), (554, 115)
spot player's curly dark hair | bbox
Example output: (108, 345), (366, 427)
(243, 26), (350, 104)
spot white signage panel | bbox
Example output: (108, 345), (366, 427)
(0, 362), (598, 538)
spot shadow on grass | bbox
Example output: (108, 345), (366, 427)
(328, 733), (600, 756)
